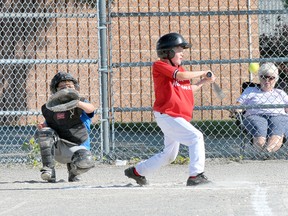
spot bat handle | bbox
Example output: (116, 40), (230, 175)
(206, 71), (212, 78)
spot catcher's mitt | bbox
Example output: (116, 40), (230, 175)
(46, 88), (79, 112)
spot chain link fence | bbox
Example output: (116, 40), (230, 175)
(0, 0), (101, 164)
(0, 0), (287, 165)
(108, 0), (288, 161)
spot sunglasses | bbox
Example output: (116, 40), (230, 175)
(260, 75), (275, 81)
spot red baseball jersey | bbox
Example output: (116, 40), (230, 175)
(152, 60), (194, 121)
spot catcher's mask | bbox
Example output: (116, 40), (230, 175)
(156, 32), (191, 60)
(50, 72), (79, 94)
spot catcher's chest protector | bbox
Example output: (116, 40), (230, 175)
(42, 105), (88, 144)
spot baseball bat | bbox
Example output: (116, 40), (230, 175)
(206, 72), (225, 100)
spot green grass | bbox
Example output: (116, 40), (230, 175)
(112, 120), (240, 138)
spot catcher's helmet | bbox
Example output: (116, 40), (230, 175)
(156, 32), (191, 59)
(50, 72), (79, 94)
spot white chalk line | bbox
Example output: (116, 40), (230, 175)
(252, 186), (274, 216)
(38, 181), (261, 190)
(2, 181), (284, 191)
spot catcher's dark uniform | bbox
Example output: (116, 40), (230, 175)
(42, 99), (88, 144)
(40, 99), (94, 164)
(36, 71), (95, 182)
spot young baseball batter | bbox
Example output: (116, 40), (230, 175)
(124, 32), (216, 186)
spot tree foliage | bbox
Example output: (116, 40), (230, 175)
(282, 0), (288, 8)
(259, 22), (288, 92)
(259, 24), (288, 58)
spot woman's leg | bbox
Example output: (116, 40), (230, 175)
(266, 115), (287, 152)
(243, 115), (268, 150)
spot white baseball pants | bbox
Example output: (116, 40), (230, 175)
(135, 111), (205, 177)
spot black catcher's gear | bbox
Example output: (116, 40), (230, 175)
(156, 32), (191, 59)
(35, 127), (58, 169)
(50, 71), (79, 94)
(41, 103), (89, 144)
(68, 149), (95, 177)
(46, 88), (80, 112)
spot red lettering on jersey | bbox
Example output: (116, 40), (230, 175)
(56, 113), (65, 119)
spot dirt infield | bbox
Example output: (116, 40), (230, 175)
(0, 159), (288, 216)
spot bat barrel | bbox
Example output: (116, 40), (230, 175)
(206, 71), (212, 77)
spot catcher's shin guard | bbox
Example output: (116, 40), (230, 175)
(35, 127), (58, 168)
(69, 149), (95, 176)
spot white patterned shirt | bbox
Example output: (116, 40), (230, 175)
(237, 87), (288, 116)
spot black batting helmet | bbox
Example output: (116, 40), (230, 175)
(50, 71), (79, 94)
(156, 32), (191, 59)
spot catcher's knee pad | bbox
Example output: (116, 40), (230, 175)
(69, 149), (95, 175)
(35, 127), (58, 167)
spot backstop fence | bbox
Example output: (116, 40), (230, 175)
(0, 0), (287, 164)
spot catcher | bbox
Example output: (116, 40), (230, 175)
(36, 71), (96, 183)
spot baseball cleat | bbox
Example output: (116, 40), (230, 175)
(40, 167), (56, 183)
(68, 174), (81, 182)
(124, 167), (147, 186)
(67, 163), (81, 182)
(186, 172), (210, 186)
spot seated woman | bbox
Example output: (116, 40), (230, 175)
(236, 62), (288, 152)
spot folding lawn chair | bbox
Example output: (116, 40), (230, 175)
(232, 82), (260, 154)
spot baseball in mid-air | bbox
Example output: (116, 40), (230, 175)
(249, 62), (260, 74)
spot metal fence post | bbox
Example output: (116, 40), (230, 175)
(98, 0), (110, 155)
